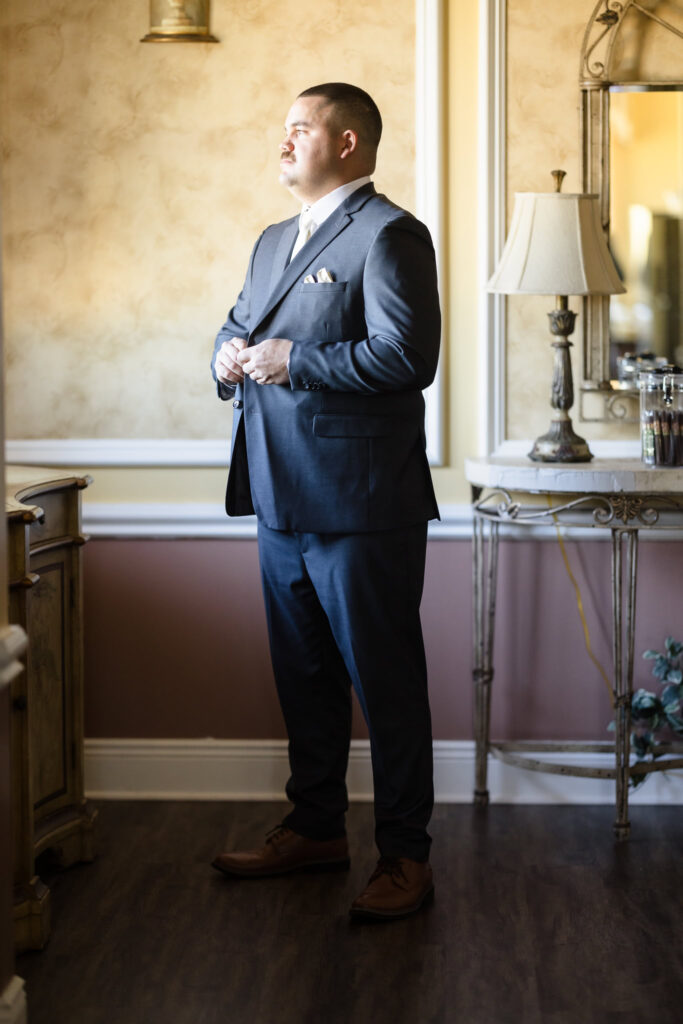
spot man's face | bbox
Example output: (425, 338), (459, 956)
(279, 96), (345, 203)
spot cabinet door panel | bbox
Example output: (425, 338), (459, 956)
(29, 551), (74, 816)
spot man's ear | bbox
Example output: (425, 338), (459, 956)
(340, 129), (358, 159)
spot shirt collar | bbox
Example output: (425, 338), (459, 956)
(307, 176), (373, 228)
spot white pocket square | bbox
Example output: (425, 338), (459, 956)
(303, 268), (335, 284)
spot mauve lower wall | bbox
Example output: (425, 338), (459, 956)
(83, 536), (683, 743)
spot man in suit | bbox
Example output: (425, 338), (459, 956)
(210, 83), (440, 919)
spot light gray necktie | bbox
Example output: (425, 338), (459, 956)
(290, 205), (316, 261)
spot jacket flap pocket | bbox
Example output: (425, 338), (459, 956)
(313, 414), (414, 438)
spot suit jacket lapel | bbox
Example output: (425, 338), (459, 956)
(251, 183), (377, 336)
(268, 220), (298, 295)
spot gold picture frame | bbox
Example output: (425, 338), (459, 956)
(141, 0), (218, 43)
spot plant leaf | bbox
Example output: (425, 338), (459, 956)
(652, 656), (671, 681)
(631, 689), (662, 722)
(664, 711), (683, 734)
(627, 639), (683, 789)
(661, 684), (682, 706)
(665, 637), (683, 658)
(632, 732), (655, 759)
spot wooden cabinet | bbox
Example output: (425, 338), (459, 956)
(6, 468), (97, 952)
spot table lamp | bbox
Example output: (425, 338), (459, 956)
(487, 170), (625, 462)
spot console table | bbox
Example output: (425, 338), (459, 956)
(6, 468), (97, 951)
(464, 455), (683, 839)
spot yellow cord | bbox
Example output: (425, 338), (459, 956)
(548, 497), (615, 708)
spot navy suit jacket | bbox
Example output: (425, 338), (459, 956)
(211, 183), (440, 533)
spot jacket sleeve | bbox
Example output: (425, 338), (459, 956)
(211, 231), (264, 400)
(287, 217), (440, 394)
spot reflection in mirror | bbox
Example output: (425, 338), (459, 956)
(609, 86), (683, 384)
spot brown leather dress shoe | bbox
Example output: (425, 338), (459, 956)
(211, 825), (350, 878)
(350, 857), (434, 919)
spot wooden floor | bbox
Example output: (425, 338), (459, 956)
(16, 801), (683, 1024)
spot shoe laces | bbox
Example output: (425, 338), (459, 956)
(369, 856), (410, 889)
(265, 825), (291, 846)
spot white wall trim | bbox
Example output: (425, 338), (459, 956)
(416, 0), (446, 467)
(478, 0), (507, 455)
(84, 502), (258, 539)
(6, 426), (453, 469)
(80, 499), (683, 541)
(84, 737), (683, 805)
(82, 502), (472, 539)
(5, 438), (231, 467)
(0, 977), (27, 1024)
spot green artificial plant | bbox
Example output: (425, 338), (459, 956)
(610, 636), (683, 787)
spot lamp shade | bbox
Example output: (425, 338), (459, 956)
(487, 192), (626, 296)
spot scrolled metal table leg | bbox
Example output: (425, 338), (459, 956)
(472, 511), (499, 806)
(611, 527), (638, 841)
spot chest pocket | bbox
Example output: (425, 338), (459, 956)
(297, 281), (350, 342)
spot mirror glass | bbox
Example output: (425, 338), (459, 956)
(609, 86), (683, 383)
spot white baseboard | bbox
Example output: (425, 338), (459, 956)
(0, 978), (26, 1024)
(84, 738), (683, 805)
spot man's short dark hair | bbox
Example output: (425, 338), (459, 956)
(298, 83), (383, 149)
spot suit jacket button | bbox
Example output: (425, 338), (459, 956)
(232, 399), (243, 409)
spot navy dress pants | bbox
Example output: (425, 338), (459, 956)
(257, 521), (434, 862)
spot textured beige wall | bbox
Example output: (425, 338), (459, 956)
(0, 0), (415, 443)
(0, 0), (483, 506)
(9, 2), (663, 500)
(506, 0), (593, 442)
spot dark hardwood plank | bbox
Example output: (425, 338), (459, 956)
(16, 802), (683, 1024)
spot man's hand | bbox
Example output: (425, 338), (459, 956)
(215, 337), (248, 385)
(237, 338), (293, 386)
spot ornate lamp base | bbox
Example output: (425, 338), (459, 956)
(528, 415), (593, 462)
(528, 300), (594, 463)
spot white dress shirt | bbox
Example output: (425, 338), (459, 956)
(306, 175), (373, 229)
(289, 176), (372, 262)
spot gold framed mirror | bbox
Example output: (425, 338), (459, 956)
(579, 0), (683, 423)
